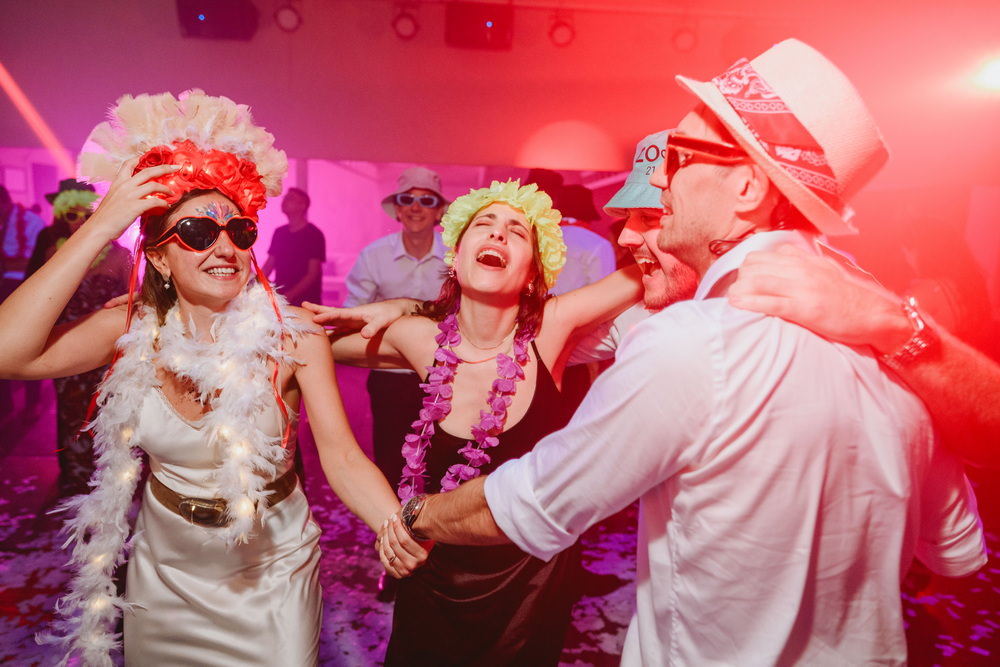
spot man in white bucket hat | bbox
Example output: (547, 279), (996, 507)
(391, 39), (986, 665)
(566, 129), (700, 362)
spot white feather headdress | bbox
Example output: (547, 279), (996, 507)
(78, 89), (287, 198)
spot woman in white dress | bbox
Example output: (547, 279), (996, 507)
(0, 91), (423, 666)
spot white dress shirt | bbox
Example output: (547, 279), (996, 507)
(550, 224), (616, 295)
(568, 302), (650, 365)
(343, 231), (447, 307)
(486, 230), (986, 666)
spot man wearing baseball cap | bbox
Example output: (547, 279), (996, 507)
(391, 39), (986, 665)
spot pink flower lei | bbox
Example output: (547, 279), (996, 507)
(397, 306), (534, 501)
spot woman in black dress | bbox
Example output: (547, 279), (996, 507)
(317, 179), (643, 664)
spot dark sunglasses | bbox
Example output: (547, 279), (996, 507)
(151, 216), (258, 252)
(63, 210), (91, 223)
(394, 193), (442, 208)
(665, 134), (748, 186)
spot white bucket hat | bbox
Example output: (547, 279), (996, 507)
(603, 129), (672, 217)
(380, 166), (448, 218)
(676, 38), (888, 236)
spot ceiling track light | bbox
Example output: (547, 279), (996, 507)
(672, 25), (697, 53)
(392, 2), (420, 41)
(274, 3), (302, 33)
(549, 11), (574, 48)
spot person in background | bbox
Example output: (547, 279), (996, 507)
(260, 186), (327, 493)
(341, 166), (448, 599)
(261, 186), (326, 306)
(387, 39), (986, 665)
(535, 175), (618, 407)
(567, 129), (700, 367)
(25, 179), (131, 495)
(0, 183), (45, 418)
(549, 183), (616, 295)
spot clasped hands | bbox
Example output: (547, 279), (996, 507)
(375, 512), (433, 579)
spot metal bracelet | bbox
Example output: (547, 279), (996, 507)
(401, 493), (428, 540)
(881, 296), (939, 370)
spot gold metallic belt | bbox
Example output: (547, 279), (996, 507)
(149, 468), (298, 527)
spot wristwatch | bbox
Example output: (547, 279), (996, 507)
(880, 296), (939, 371)
(401, 493), (428, 540)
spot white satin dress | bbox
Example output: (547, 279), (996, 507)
(123, 388), (322, 666)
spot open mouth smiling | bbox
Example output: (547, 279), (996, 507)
(206, 266), (238, 276)
(477, 249), (507, 268)
(635, 257), (659, 276)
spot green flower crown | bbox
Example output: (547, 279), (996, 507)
(440, 179), (566, 289)
(52, 189), (99, 219)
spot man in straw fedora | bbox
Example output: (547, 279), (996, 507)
(382, 39), (987, 665)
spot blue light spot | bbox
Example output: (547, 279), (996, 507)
(198, 13), (206, 21)
(486, 20), (493, 28)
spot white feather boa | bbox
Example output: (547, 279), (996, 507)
(38, 282), (307, 665)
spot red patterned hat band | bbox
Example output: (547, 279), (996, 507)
(133, 139), (267, 225)
(711, 59), (846, 214)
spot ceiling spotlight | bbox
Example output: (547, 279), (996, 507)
(549, 17), (574, 48)
(392, 6), (419, 41)
(274, 4), (302, 33)
(973, 57), (1000, 91)
(672, 27), (697, 53)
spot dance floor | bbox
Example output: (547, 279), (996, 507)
(1, 367), (997, 666)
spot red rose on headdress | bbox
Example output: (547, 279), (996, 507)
(136, 139), (268, 218)
(136, 145), (174, 169)
(238, 159), (260, 181)
(206, 150), (241, 189)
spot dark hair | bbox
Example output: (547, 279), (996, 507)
(140, 189), (225, 324)
(285, 187), (310, 209)
(416, 225), (549, 338)
(770, 196), (819, 234)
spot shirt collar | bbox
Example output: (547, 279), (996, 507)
(694, 230), (820, 301)
(391, 230), (446, 262)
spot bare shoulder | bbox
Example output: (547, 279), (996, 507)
(536, 295), (576, 339)
(386, 314), (438, 361)
(86, 302), (134, 339)
(285, 306), (333, 360)
(286, 305), (326, 335)
(390, 313), (438, 335)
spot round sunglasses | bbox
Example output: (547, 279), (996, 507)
(63, 209), (91, 223)
(394, 193), (442, 208)
(151, 216), (258, 252)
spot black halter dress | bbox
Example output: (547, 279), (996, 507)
(384, 341), (581, 666)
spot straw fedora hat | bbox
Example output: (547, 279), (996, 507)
(676, 38), (888, 236)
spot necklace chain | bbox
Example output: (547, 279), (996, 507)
(458, 320), (516, 351)
(397, 306), (533, 500)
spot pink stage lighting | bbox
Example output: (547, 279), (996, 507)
(0, 62), (76, 177)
